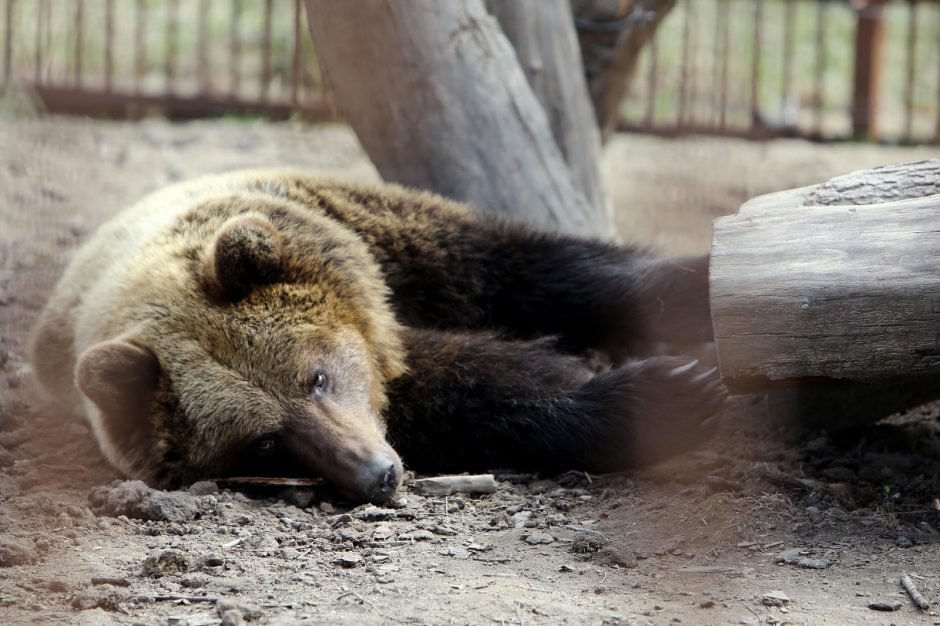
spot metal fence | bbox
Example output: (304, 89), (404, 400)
(619, 0), (940, 143)
(1, 0), (332, 120)
(2, 0), (938, 143)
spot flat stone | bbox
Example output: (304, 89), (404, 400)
(334, 552), (363, 568)
(761, 590), (791, 606)
(775, 548), (835, 569)
(525, 531), (554, 545)
(0, 538), (40, 566)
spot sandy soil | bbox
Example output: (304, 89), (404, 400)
(0, 117), (938, 626)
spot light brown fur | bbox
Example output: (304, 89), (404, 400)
(31, 171), (424, 492)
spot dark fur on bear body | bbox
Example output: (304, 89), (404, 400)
(31, 171), (722, 503)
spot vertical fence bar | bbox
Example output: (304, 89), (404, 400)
(3, 0), (13, 83)
(645, 33), (659, 128)
(166, 0), (178, 94)
(135, 0), (146, 94)
(782, 0), (795, 113)
(903, 0), (918, 141)
(197, 0), (209, 93)
(73, 0), (83, 87)
(718, 0), (730, 130)
(292, 0), (302, 105)
(104, 0), (113, 92)
(936, 4), (940, 140)
(677, 0), (692, 125)
(230, 0), (242, 99)
(261, 0), (272, 102)
(34, 0), (43, 83)
(750, 0), (764, 127)
(813, 0), (827, 135)
(852, 0), (886, 139)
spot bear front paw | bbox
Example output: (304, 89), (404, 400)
(621, 355), (727, 467)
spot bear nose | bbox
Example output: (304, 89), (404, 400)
(361, 454), (401, 504)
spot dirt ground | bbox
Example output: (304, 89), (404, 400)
(0, 116), (938, 626)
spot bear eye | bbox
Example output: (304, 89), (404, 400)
(308, 371), (328, 395)
(255, 435), (278, 456)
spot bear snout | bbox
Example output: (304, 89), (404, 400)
(357, 452), (403, 504)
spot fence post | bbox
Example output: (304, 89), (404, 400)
(851, 0), (887, 139)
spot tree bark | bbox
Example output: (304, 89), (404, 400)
(711, 159), (940, 390)
(305, 0), (612, 238)
(572, 0), (677, 140)
(485, 0), (609, 222)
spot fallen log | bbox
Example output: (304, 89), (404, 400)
(711, 160), (940, 394)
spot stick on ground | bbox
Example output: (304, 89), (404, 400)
(901, 574), (930, 611)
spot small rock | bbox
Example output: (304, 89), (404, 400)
(142, 549), (190, 576)
(761, 590), (791, 606)
(775, 548), (835, 569)
(319, 502), (336, 514)
(699, 600), (716, 609)
(441, 547), (470, 560)
(354, 507), (396, 521)
(400, 529), (434, 542)
(216, 598), (261, 621)
(895, 535), (913, 548)
(70, 589), (127, 611)
(90, 576), (131, 587)
(511, 510), (533, 526)
(0, 429), (29, 448)
(221, 610), (245, 626)
(145, 491), (200, 523)
(559, 564), (576, 572)
(280, 547), (301, 560)
(188, 480), (219, 496)
(0, 538), (40, 566)
(334, 552), (363, 568)
(433, 524), (458, 536)
(278, 487), (315, 509)
(868, 601), (901, 612)
(596, 546), (638, 569)
(525, 531), (554, 545)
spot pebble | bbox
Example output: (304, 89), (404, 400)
(775, 548), (835, 569)
(525, 531), (554, 545)
(188, 480), (220, 496)
(216, 598), (261, 621)
(355, 507), (396, 521)
(400, 529), (434, 542)
(868, 601), (901, 611)
(334, 552), (363, 568)
(761, 590), (791, 606)
(88, 480), (200, 523)
(142, 549), (191, 576)
(596, 546), (638, 569)
(0, 538), (40, 566)
(70, 589), (127, 611)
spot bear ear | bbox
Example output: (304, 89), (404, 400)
(76, 341), (160, 477)
(205, 214), (283, 300)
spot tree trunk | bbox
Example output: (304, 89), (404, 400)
(572, 0), (677, 140)
(305, 0), (612, 238)
(485, 0), (609, 221)
(711, 159), (940, 430)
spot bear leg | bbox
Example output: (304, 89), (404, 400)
(384, 328), (725, 474)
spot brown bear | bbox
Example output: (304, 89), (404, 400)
(30, 171), (723, 503)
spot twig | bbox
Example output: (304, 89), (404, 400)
(901, 574), (930, 610)
(337, 590), (408, 623)
(152, 594), (217, 603)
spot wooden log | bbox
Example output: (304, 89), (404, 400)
(304, 0), (610, 238)
(413, 474), (497, 496)
(711, 159), (940, 393)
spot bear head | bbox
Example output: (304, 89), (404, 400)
(74, 193), (407, 504)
